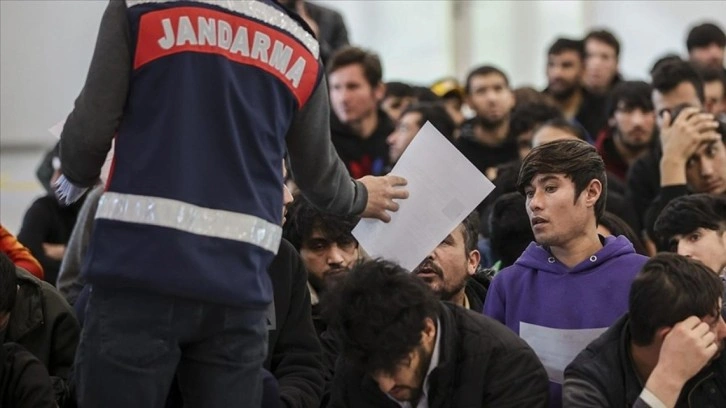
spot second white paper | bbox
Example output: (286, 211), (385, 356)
(352, 121), (495, 272)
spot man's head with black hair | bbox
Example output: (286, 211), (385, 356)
(465, 65), (514, 129)
(697, 67), (726, 116)
(412, 212), (481, 304)
(687, 22), (726, 71)
(282, 196), (361, 292)
(387, 102), (456, 164)
(382, 81), (415, 122)
(509, 102), (564, 159)
(654, 194), (726, 274)
(629, 253), (725, 352)
(324, 259), (439, 403)
(584, 29), (621, 94)
(530, 118), (588, 148)
(651, 60), (705, 129)
(489, 192), (534, 268)
(546, 38), (585, 100)
(0, 253), (17, 336)
(607, 81), (657, 153)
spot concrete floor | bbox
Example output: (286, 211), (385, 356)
(0, 147), (48, 234)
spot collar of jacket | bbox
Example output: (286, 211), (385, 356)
(8, 267), (44, 341)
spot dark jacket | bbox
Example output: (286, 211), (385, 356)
(328, 302), (549, 407)
(265, 239), (325, 408)
(626, 148), (662, 232)
(464, 271), (489, 313)
(6, 267), (80, 406)
(0, 342), (56, 408)
(331, 108), (393, 178)
(17, 194), (85, 286)
(304, 2), (349, 64)
(564, 314), (726, 407)
(455, 119), (518, 176)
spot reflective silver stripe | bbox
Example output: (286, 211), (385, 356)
(96, 192), (282, 253)
(125, 0), (319, 58)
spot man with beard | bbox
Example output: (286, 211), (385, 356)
(595, 81), (658, 183)
(687, 22), (726, 73)
(564, 253), (726, 407)
(325, 259), (549, 408)
(455, 65), (517, 178)
(282, 196), (361, 336)
(412, 212), (489, 311)
(544, 38), (609, 138)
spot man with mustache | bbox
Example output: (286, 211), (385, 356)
(595, 81), (658, 183)
(412, 212), (489, 312)
(564, 253), (726, 407)
(282, 196), (361, 336)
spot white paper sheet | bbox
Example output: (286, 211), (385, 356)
(352, 121), (495, 272)
(519, 322), (608, 384)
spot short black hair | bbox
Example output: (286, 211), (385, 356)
(324, 259), (440, 375)
(282, 195), (360, 251)
(532, 118), (589, 143)
(547, 38), (585, 60)
(629, 253), (723, 346)
(687, 22), (726, 52)
(461, 211), (480, 254)
(411, 86), (441, 103)
(328, 46), (383, 87)
(649, 54), (683, 76)
(585, 29), (621, 58)
(489, 192), (534, 268)
(518, 139), (608, 221)
(400, 102), (456, 141)
(651, 60), (705, 105)
(599, 211), (648, 256)
(509, 102), (564, 140)
(654, 194), (726, 250)
(607, 81), (654, 119)
(698, 66), (726, 98)
(385, 81), (414, 99)
(0, 253), (17, 315)
(465, 65), (510, 95)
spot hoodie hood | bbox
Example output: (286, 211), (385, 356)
(514, 235), (637, 275)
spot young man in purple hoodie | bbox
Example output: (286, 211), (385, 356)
(483, 139), (648, 407)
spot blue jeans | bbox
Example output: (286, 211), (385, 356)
(74, 285), (268, 408)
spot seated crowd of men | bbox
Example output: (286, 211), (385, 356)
(2, 10), (726, 408)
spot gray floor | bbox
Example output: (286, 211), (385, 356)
(0, 147), (48, 235)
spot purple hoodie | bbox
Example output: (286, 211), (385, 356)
(483, 235), (648, 408)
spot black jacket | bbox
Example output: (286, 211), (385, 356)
(0, 342), (56, 408)
(626, 148), (662, 233)
(18, 194), (85, 286)
(304, 2), (349, 64)
(331, 109), (393, 178)
(464, 272), (489, 312)
(328, 302), (549, 407)
(265, 239), (324, 408)
(564, 314), (726, 407)
(6, 267), (80, 406)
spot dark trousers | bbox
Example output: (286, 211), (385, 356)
(74, 285), (268, 408)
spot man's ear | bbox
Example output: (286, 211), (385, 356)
(467, 250), (480, 277)
(654, 326), (671, 344)
(422, 317), (436, 343)
(583, 179), (603, 208)
(374, 82), (386, 102)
